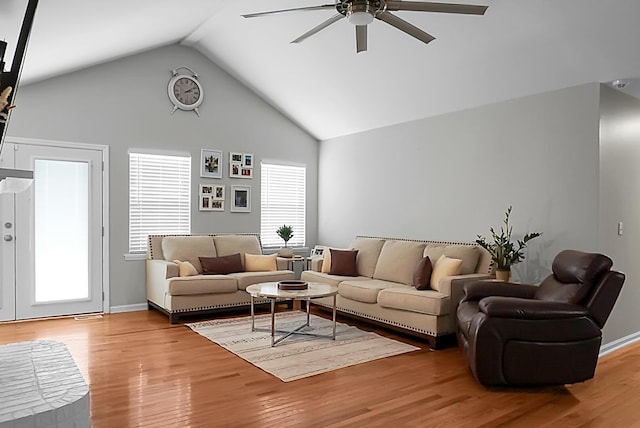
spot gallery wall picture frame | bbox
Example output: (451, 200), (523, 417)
(229, 152), (254, 178)
(199, 183), (225, 211)
(201, 149), (222, 178)
(230, 185), (251, 213)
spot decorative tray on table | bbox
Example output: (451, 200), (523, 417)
(278, 280), (308, 290)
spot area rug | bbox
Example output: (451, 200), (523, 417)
(187, 312), (420, 382)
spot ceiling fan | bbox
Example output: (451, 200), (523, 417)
(242, 1), (488, 53)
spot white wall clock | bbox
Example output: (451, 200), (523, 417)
(168, 66), (203, 116)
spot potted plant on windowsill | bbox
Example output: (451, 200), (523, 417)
(276, 224), (294, 258)
(476, 206), (542, 282)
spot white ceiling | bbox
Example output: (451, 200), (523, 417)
(2, 0), (640, 140)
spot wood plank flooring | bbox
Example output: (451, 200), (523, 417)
(1, 309), (639, 427)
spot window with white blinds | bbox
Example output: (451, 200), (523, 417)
(260, 162), (306, 248)
(129, 152), (191, 253)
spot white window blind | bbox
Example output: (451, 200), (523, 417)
(129, 152), (191, 253)
(261, 163), (306, 248)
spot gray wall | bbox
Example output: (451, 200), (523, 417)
(318, 83), (602, 285)
(599, 85), (640, 344)
(7, 44), (318, 309)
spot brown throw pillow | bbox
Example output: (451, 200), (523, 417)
(199, 253), (243, 275)
(412, 256), (433, 290)
(328, 249), (359, 276)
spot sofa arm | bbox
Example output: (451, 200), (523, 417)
(436, 273), (493, 315)
(309, 257), (324, 272)
(275, 257), (289, 271)
(146, 259), (178, 308)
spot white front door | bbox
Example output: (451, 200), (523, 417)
(0, 141), (105, 319)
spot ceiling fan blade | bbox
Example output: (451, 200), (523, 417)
(291, 13), (344, 44)
(243, 4), (334, 19)
(376, 11), (435, 44)
(385, 1), (488, 15)
(356, 25), (368, 53)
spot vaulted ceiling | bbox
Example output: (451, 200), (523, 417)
(2, 0), (640, 140)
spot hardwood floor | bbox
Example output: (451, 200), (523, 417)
(1, 309), (639, 427)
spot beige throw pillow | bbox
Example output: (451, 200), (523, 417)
(173, 260), (198, 277)
(245, 253), (277, 272)
(430, 255), (463, 291)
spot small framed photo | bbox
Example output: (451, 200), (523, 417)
(230, 162), (242, 178)
(243, 153), (254, 168)
(310, 245), (328, 257)
(210, 199), (224, 211)
(212, 184), (225, 200)
(231, 185), (251, 213)
(230, 152), (243, 163)
(241, 168), (253, 178)
(200, 184), (214, 195)
(200, 196), (210, 211)
(200, 149), (222, 179)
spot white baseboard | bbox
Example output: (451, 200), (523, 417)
(599, 330), (640, 357)
(109, 303), (148, 314)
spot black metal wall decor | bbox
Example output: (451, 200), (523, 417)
(0, 0), (40, 151)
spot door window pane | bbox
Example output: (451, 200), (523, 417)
(34, 159), (89, 302)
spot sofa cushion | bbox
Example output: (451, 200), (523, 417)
(443, 245), (480, 275)
(329, 249), (359, 276)
(339, 279), (405, 304)
(213, 234), (262, 267)
(373, 240), (427, 285)
(320, 247), (350, 273)
(349, 237), (385, 277)
(229, 271), (296, 290)
(245, 253), (277, 272)
(430, 255), (463, 291)
(424, 245), (445, 266)
(412, 257), (433, 290)
(168, 275), (238, 295)
(173, 260), (198, 277)
(378, 287), (449, 316)
(162, 236), (216, 274)
(300, 270), (369, 288)
(200, 253), (243, 274)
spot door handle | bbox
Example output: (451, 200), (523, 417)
(3, 235), (13, 242)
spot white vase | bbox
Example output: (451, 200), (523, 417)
(278, 247), (294, 258)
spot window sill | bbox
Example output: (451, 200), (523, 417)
(263, 247), (309, 256)
(124, 253), (147, 261)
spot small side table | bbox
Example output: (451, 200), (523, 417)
(285, 256), (306, 271)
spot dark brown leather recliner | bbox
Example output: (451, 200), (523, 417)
(457, 250), (625, 386)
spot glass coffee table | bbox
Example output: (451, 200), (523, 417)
(245, 282), (338, 347)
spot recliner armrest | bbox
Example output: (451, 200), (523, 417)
(479, 296), (591, 320)
(461, 281), (537, 303)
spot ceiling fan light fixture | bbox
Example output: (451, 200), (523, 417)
(348, 2), (374, 25)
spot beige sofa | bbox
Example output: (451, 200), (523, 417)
(146, 233), (295, 323)
(301, 236), (492, 348)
